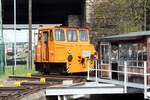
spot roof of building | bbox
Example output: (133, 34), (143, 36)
(3, 24), (61, 30)
(37, 26), (89, 30)
(97, 31), (150, 42)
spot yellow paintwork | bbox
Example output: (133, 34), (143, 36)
(40, 78), (46, 83)
(21, 80), (28, 83)
(0, 85), (4, 87)
(35, 27), (95, 73)
(14, 82), (21, 87)
(26, 73), (31, 77)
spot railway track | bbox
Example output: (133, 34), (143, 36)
(0, 75), (86, 100)
(9, 75), (86, 82)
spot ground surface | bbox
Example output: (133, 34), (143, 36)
(0, 65), (39, 87)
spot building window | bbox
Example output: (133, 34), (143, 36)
(67, 29), (78, 41)
(55, 29), (65, 41)
(79, 30), (88, 41)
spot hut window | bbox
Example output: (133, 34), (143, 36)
(111, 45), (118, 61)
(118, 43), (147, 67)
(101, 44), (109, 64)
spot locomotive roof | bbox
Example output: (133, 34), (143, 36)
(97, 31), (150, 42)
(37, 26), (89, 30)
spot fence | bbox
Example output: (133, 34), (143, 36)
(0, 43), (5, 74)
(6, 42), (29, 75)
(0, 42), (36, 76)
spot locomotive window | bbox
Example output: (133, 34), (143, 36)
(43, 31), (48, 44)
(55, 29), (65, 41)
(50, 30), (53, 41)
(38, 31), (41, 41)
(67, 30), (78, 41)
(79, 30), (88, 41)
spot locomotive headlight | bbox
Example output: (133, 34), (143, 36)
(67, 49), (71, 54)
(50, 50), (54, 54)
(68, 55), (73, 61)
(90, 54), (94, 60)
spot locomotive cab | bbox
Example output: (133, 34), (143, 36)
(35, 27), (95, 74)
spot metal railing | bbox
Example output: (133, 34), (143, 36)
(87, 60), (150, 99)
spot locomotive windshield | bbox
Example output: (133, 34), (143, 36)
(43, 31), (48, 44)
(55, 29), (65, 41)
(67, 29), (78, 41)
(79, 30), (88, 41)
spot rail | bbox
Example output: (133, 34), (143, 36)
(87, 60), (150, 99)
(0, 75), (86, 100)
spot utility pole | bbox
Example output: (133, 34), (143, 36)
(14, 0), (16, 70)
(0, 0), (2, 43)
(28, 0), (32, 69)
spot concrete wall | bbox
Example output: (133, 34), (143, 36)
(85, 0), (91, 24)
(67, 0), (93, 27)
(68, 15), (81, 27)
(20, 90), (46, 100)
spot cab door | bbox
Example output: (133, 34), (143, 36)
(100, 42), (111, 79)
(41, 31), (49, 62)
(48, 29), (54, 62)
(36, 31), (42, 62)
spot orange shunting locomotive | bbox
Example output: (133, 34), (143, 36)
(35, 26), (95, 74)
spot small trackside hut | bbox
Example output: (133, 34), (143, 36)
(97, 31), (150, 84)
(94, 31), (150, 99)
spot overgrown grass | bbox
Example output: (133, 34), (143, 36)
(0, 65), (40, 80)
